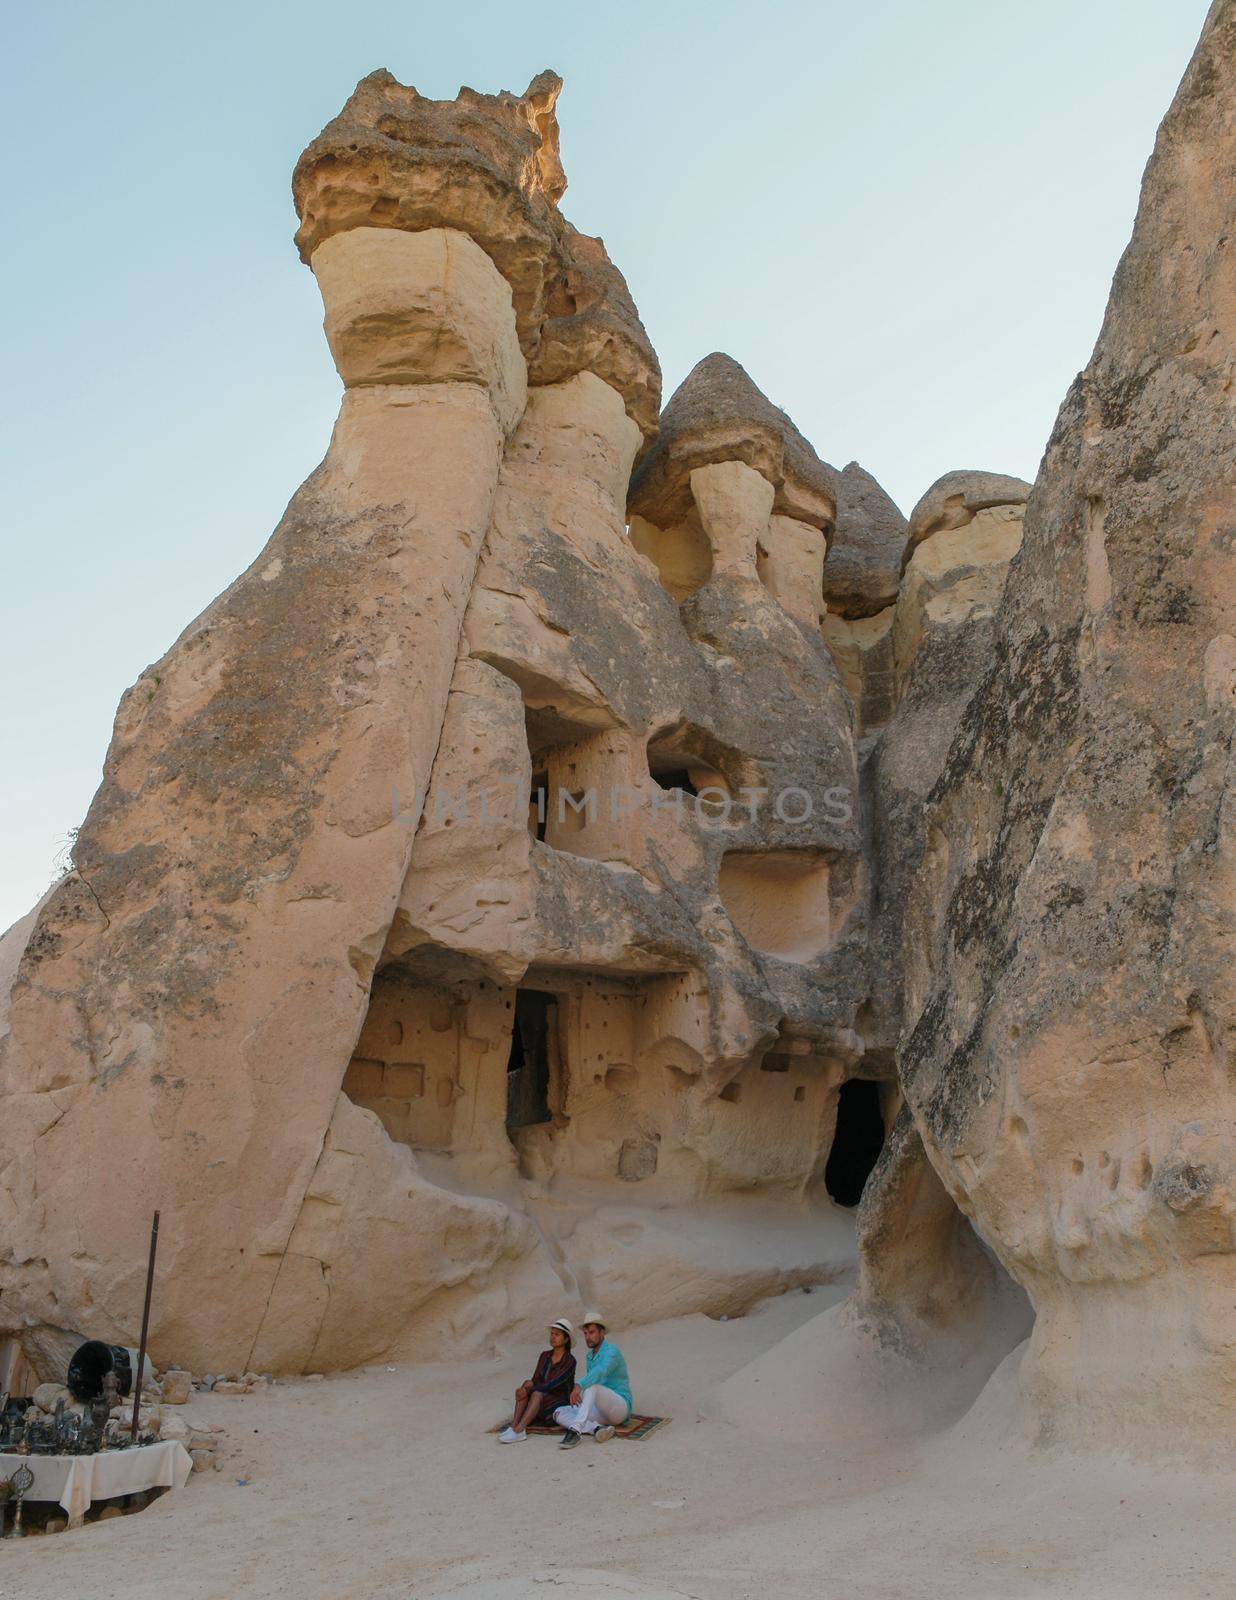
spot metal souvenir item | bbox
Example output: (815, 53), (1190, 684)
(3, 1461), (33, 1538)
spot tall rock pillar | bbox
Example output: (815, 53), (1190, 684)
(0, 85), (536, 1373)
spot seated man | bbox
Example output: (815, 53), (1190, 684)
(553, 1310), (631, 1449)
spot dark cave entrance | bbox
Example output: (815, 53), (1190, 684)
(506, 989), (558, 1133)
(824, 1078), (886, 1206)
(650, 767), (699, 798)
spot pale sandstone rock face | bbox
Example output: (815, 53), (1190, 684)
(850, 1108), (1032, 1366)
(898, 1), (1236, 1455)
(311, 227), (529, 430)
(689, 461), (775, 580)
(759, 514), (827, 630)
(820, 607), (896, 734)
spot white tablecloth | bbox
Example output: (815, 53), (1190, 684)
(1, 1440), (193, 1524)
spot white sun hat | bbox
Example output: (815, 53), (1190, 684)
(580, 1310), (607, 1329)
(549, 1317), (573, 1336)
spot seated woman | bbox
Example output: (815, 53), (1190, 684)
(499, 1318), (576, 1442)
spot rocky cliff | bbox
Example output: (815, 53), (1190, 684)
(895, 0), (1236, 1455)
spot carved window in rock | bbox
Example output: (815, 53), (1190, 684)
(651, 767), (699, 798)
(645, 721), (750, 820)
(342, 972), (459, 1153)
(719, 850), (832, 960)
(524, 707), (622, 860)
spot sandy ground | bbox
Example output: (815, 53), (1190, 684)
(2, 1279), (1231, 1600)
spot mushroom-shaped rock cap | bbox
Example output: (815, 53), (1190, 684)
(532, 219), (660, 441)
(293, 69), (660, 439)
(822, 462), (908, 618)
(628, 353), (836, 530)
(294, 69), (564, 281)
(905, 469), (1031, 559)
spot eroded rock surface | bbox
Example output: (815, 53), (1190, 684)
(903, 469), (1031, 562)
(294, 70), (660, 440)
(863, 472), (1029, 1062)
(898, 1), (1236, 1455)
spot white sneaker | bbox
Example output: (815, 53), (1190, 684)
(594, 1424), (615, 1443)
(498, 1427), (519, 1443)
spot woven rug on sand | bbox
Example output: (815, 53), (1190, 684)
(490, 1414), (668, 1440)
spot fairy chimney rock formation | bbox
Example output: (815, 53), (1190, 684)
(823, 461), (909, 619)
(893, 470), (1030, 692)
(0, 71), (878, 1381)
(820, 462), (910, 732)
(903, 469), (1032, 561)
(629, 352), (837, 529)
(863, 466), (1031, 1064)
(2, 11), (1232, 1471)
(628, 354), (837, 625)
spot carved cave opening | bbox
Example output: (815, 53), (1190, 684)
(506, 989), (560, 1133)
(523, 703), (610, 852)
(825, 1078), (886, 1206)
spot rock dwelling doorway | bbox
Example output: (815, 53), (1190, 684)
(506, 990), (559, 1133)
(825, 1078), (885, 1206)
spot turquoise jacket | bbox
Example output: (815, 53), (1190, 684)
(581, 1339), (632, 1409)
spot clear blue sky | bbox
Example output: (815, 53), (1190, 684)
(0, 0), (1207, 932)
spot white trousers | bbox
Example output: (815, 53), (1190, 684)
(553, 1384), (630, 1434)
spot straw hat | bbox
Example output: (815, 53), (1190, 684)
(580, 1310), (607, 1329)
(549, 1318), (573, 1336)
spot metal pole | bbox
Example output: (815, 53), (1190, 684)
(130, 1210), (160, 1443)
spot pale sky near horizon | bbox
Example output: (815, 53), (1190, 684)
(0, 0), (1209, 932)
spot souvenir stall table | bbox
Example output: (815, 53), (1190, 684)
(1, 1439), (193, 1529)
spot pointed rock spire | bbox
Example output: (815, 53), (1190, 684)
(628, 353), (835, 530)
